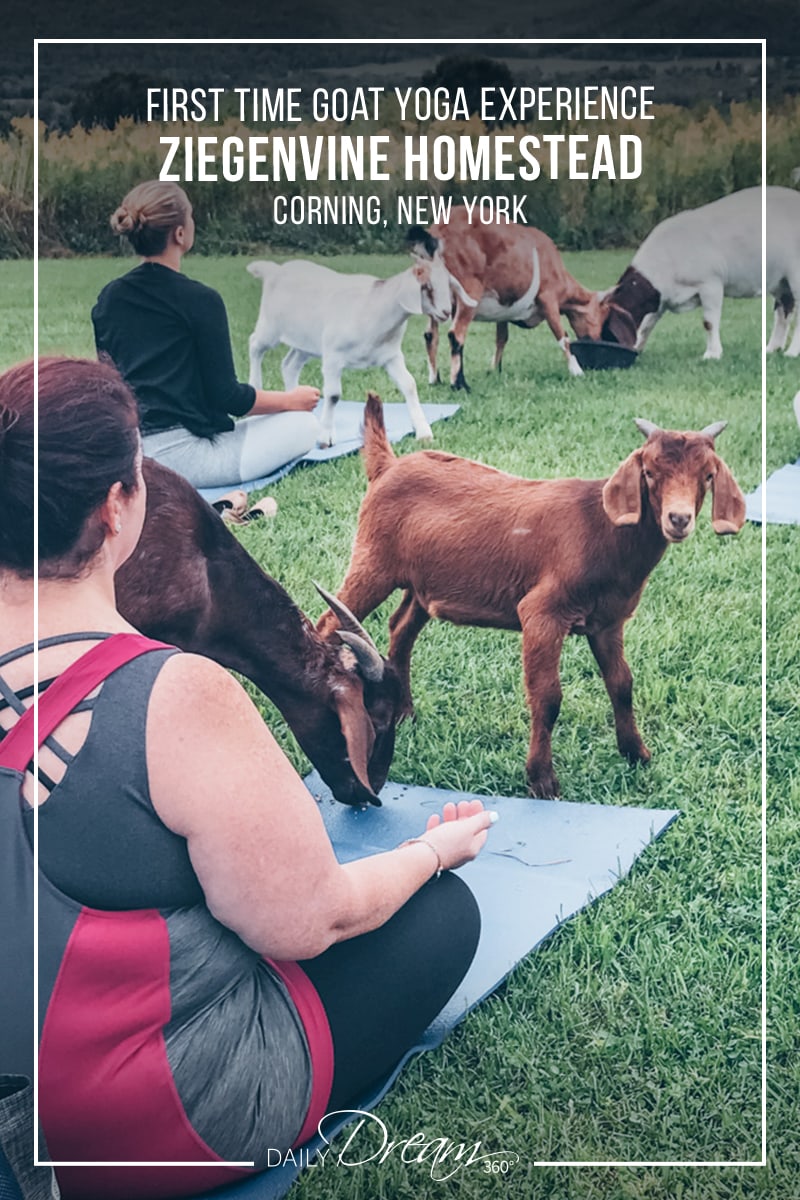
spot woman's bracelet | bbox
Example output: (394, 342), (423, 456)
(399, 836), (443, 879)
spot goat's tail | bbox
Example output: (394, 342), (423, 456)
(362, 393), (396, 481)
(246, 260), (281, 287)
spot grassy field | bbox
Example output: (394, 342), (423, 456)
(3, 249), (797, 1197)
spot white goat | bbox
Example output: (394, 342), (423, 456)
(247, 251), (452, 447)
(600, 186), (800, 359)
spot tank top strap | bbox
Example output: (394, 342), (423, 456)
(0, 632), (114, 670)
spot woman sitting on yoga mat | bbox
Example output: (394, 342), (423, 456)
(0, 356), (492, 1200)
(91, 180), (321, 488)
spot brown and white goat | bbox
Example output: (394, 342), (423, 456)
(408, 207), (604, 390)
(598, 187), (800, 359)
(116, 459), (405, 806)
(317, 396), (746, 798)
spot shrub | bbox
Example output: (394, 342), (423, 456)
(1, 98), (796, 259)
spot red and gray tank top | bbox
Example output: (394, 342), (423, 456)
(0, 633), (333, 1199)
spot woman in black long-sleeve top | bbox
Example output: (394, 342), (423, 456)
(92, 181), (321, 488)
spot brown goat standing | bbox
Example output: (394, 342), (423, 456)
(317, 396), (746, 798)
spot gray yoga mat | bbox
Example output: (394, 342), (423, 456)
(745, 459), (800, 525)
(198, 401), (460, 504)
(203, 773), (679, 1200)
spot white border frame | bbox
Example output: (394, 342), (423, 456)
(32, 35), (767, 1171)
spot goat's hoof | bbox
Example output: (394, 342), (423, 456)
(527, 770), (560, 799)
(317, 437), (334, 449)
(415, 426), (434, 442)
(622, 742), (651, 765)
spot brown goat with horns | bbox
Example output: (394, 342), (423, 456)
(317, 396), (746, 797)
(116, 459), (404, 807)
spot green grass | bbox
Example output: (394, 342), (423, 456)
(6, 249), (796, 1196)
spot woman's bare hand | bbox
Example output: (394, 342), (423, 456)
(418, 799), (498, 871)
(286, 385), (321, 412)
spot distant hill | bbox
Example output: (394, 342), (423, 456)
(10, 0), (795, 48)
(2, 0), (795, 134)
(2, 36), (789, 136)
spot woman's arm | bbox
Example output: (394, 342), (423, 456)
(249, 386), (320, 416)
(190, 288), (256, 417)
(191, 287), (320, 419)
(145, 654), (492, 960)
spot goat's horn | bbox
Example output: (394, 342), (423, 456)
(336, 632), (385, 682)
(634, 418), (661, 439)
(313, 582), (380, 652)
(700, 420), (727, 440)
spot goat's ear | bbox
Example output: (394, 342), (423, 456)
(602, 449), (643, 526)
(711, 453), (746, 535)
(332, 683), (381, 804)
(602, 303), (639, 349)
(406, 225), (439, 260)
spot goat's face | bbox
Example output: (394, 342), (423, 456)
(308, 585), (407, 805)
(598, 267), (661, 348)
(295, 650), (405, 806)
(602, 420), (746, 543)
(567, 291), (605, 342)
(407, 225), (454, 322)
(412, 253), (453, 323)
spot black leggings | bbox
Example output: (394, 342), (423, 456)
(300, 872), (481, 1112)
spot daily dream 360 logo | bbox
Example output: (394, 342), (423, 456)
(267, 1110), (521, 1181)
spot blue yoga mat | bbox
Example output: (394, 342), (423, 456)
(745, 460), (800, 525)
(198, 401), (460, 505)
(203, 774), (678, 1200)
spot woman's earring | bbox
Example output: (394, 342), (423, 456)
(115, 521), (122, 534)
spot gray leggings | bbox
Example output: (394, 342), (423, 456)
(141, 412), (322, 488)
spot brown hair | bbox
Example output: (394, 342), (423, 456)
(0, 358), (141, 579)
(110, 180), (191, 256)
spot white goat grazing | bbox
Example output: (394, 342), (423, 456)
(600, 186), (800, 359)
(247, 251), (452, 447)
